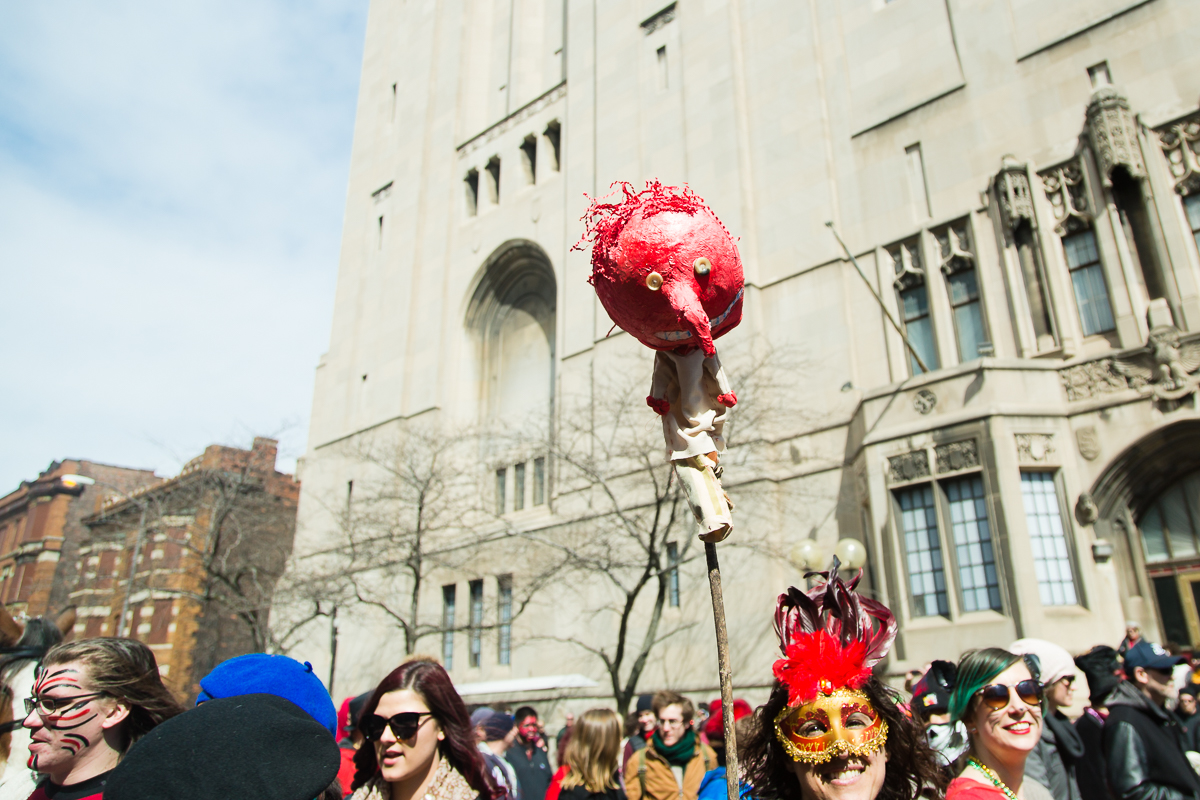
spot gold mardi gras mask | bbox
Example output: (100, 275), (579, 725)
(774, 688), (888, 764)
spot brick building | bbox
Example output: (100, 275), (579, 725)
(72, 438), (299, 697)
(0, 461), (158, 618)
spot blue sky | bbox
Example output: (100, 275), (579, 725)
(0, 2), (369, 489)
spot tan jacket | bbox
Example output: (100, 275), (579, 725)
(626, 739), (717, 800)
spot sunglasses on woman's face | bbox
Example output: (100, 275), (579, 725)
(976, 679), (1043, 712)
(361, 711), (433, 741)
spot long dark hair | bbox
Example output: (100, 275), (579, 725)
(741, 678), (947, 800)
(351, 657), (500, 796)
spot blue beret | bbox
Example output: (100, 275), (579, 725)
(196, 654), (338, 735)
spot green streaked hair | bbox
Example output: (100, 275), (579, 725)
(947, 648), (1034, 723)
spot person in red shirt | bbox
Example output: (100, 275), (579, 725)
(22, 638), (182, 800)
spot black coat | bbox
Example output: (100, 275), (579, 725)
(1103, 682), (1200, 800)
(1076, 708), (1115, 800)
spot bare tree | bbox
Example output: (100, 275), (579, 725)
(286, 423), (566, 659)
(78, 443), (299, 687)
(520, 340), (810, 714)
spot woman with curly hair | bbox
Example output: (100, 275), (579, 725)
(944, 649), (1051, 800)
(350, 657), (503, 800)
(741, 565), (946, 800)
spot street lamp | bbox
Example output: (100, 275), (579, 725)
(61, 475), (150, 638)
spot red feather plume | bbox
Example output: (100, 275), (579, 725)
(772, 558), (897, 705)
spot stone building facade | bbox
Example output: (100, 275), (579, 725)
(73, 438), (299, 697)
(0, 460), (157, 618)
(289, 0), (1200, 705)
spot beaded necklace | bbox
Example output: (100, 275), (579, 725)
(967, 757), (1019, 800)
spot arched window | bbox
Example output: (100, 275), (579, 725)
(1139, 472), (1200, 564)
(466, 241), (556, 431)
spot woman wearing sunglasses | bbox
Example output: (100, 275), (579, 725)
(349, 657), (502, 800)
(946, 649), (1053, 800)
(1008, 640), (1083, 800)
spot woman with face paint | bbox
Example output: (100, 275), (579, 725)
(21, 638), (183, 800)
(741, 565), (945, 800)
(349, 657), (503, 800)
(945, 650), (1053, 800)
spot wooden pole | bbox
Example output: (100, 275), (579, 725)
(705, 542), (739, 800)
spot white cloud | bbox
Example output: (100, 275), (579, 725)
(0, 1), (368, 488)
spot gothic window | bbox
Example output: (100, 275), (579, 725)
(1041, 163), (1115, 336)
(468, 579), (483, 668)
(485, 156), (501, 204)
(667, 542), (680, 608)
(467, 242), (556, 430)
(514, 462), (526, 511)
(497, 575), (513, 665)
(495, 468), (506, 514)
(936, 222), (987, 361)
(1139, 471), (1200, 564)
(1158, 115), (1200, 256)
(1186, 195), (1200, 256)
(890, 239), (939, 375)
(464, 169), (479, 217)
(543, 121), (561, 173)
(441, 584), (456, 670)
(1020, 472), (1078, 606)
(896, 485), (948, 617)
(1063, 230), (1115, 335)
(520, 135), (537, 185)
(945, 475), (1001, 613)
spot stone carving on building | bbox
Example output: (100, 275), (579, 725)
(1040, 162), (1091, 235)
(913, 389), (937, 415)
(995, 156), (1035, 232)
(1059, 359), (1129, 401)
(457, 83), (567, 156)
(1158, 113), (1200, 196)
(936, 222), (974, 275)
(641, 3), (676, 35)
(1111, 326), (1200, 400)
(888, 450), (930, 483)
(889, 240), (925, 291)
(1015, 433), (1055, 463)
(1075, 491), (1099, 526)
(1075, 427), (1101, 461)
(1086, 86), (1146, 187)
(935, 440), (979, 473)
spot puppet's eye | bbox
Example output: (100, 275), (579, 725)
(645, 271), (663, 290)
(693, 257), (711, 277)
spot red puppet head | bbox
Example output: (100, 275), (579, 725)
(577, 181), (744, 357)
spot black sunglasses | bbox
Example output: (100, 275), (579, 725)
(977, 679), (1043, 711)
(360, 711), (433, 741)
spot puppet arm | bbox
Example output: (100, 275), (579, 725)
(647, 351), (672, 416)
(706, 350), (737, 408)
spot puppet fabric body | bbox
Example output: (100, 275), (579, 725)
(650, 349), (733, 460)
(650, 348), (735, 542)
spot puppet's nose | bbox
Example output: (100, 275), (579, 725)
(662, 280), (714, 357)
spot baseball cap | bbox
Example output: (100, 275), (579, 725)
(1123, 640), (1186, 676)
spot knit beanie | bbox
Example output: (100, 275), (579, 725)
(1009, 638), (1077, 685)
(482, 712), (516, 742)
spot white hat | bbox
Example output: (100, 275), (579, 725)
(1009, 638), (1077, 685)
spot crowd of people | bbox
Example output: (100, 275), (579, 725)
(0, 583), (1196, 800)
